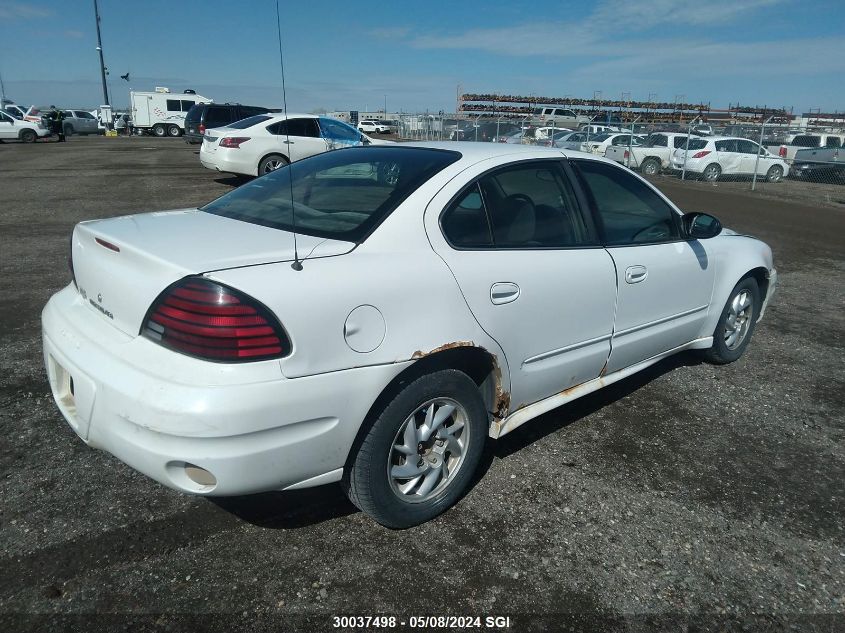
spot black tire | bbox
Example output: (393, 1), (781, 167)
(702, 163), (721, 181)
(167, 124), (182, 137)
(342, 369), (488, 528)
(63, 124), (74, 137)
(703, 277), (760, 365)
(19, 129), (36, 143)
(258, 154), (289, 175)
(641, 158), (661, 176)
(766, 165), (783, 183)
(152, 124), (166, 137)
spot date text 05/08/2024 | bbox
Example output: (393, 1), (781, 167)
(332, 615), (512, 628)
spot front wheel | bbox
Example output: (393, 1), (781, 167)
(19, 129), (36, 143)
(342, 370), (488, 528)
(702, 163), (722, 181)
(703, 277), (760, 365)
(152, 124), (166, 137)
(766, 165), (783, 183)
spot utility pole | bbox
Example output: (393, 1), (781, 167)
(93, 0), (109, 106)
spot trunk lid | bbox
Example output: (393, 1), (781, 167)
(71, 209), (353, 336)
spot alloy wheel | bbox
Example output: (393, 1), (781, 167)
(387, 398), (469, 503)
(724, 289), (754, 350)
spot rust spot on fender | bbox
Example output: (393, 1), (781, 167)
(411, 340), (475, 359)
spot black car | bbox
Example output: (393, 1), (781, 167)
(184, 103), (278, 144)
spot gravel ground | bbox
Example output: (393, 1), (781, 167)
(0, 136), (843, 632)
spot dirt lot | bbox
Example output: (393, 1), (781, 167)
(1, 137), (843, 632)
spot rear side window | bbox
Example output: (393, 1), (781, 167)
(792, 136), (821, 148)
(185, 104), (206, 123)
(673, 136), (692, 148)
(442, 162), (591, 249)
(646, 134), (668, 147)
(574, 160), (679, 246)
(441, 184), (492, 247)
(205, 107), (234, 127)
(267, 118), (320, 137)
(202, 147), (461, 242)
(715, 139), (738, 152)
(825, 137), (841, 148)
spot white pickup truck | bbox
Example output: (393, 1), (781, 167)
(605, 132), (700, 175)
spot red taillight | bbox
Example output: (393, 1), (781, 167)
(198, 123), (205, 135)
(778, 146), (786, 158)
(219, 136), (250, 148)
(692, 150), (711, 159)
(141, 277), (290, 362)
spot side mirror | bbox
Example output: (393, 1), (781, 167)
(683, 212), (722, 240)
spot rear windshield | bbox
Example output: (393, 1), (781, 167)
(791, 135), (821, 148)
(185, 104), (206, 123)
(202, 147), (461, 242)
(227, 115), (272, 129)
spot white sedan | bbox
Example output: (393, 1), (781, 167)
(43, 143), (777, 528)
(200, 113), (386, 176)
(671, 136), (790, 182)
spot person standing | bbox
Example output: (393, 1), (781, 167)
(49, 106), (67, 142)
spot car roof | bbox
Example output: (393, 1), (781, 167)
(401, 140), (615, 167)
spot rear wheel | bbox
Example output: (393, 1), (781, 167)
(703, 277), (760, 364)
(766, 165), (783, 183)
(702, 163), (721, 181)
(167, 124), (182, 137)
(342, 369), (487, 528)
(152, 124), (166, 137)
(641, 158), (660, 176)
(258, 154), (289, 175)
(19, 129), (36, 143)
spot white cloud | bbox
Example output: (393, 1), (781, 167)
(591, 0), (784, 28)
(0, 1), (52, 19)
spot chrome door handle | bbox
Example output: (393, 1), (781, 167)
(491, 282), (520, 305)
(282, 140), (295, 144)
(625, 265), (648, 284)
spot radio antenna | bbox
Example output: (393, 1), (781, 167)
(276, 0), (302, 271)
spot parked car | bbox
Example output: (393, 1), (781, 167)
(554, 131), (590, 150)
(184, 103), (276, 145)
(670, 136), (789, 182)
(0, 109), (51, 142)
(358, 120), (391, 134)
(534, 126), (573, 141)
(768, 133), (845, 163)
(43, 142), (777, 528)
(3, 103), (44, 123)
(200, 113), (388, 176)
(578, 124), (623, 135)
(791, 145), (845, 182)
(528, 106), (590, 128)
(581, 132), (645, 156)
(605, 133), (701, 175)
(61, 109), (101, 136)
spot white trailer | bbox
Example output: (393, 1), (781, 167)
(129, 87), (212, 137)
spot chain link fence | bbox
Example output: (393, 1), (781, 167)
(393, 113), (845, 207)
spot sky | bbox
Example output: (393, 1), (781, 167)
(0, 0), (843, 115)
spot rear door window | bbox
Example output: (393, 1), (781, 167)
(715, 140), (738, 153)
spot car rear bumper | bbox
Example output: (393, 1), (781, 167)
(42, 284), (409, 496)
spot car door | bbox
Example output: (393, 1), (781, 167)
(736, 139), (766, 174)
(0, 111), (16, 138)
(269, 118), (327, 162)
(425, 159), (617, 410)
(714, 139), (742, 174)
(572, 159), (715, 373)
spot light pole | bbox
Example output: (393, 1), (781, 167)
(93, 0), (110, 108)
